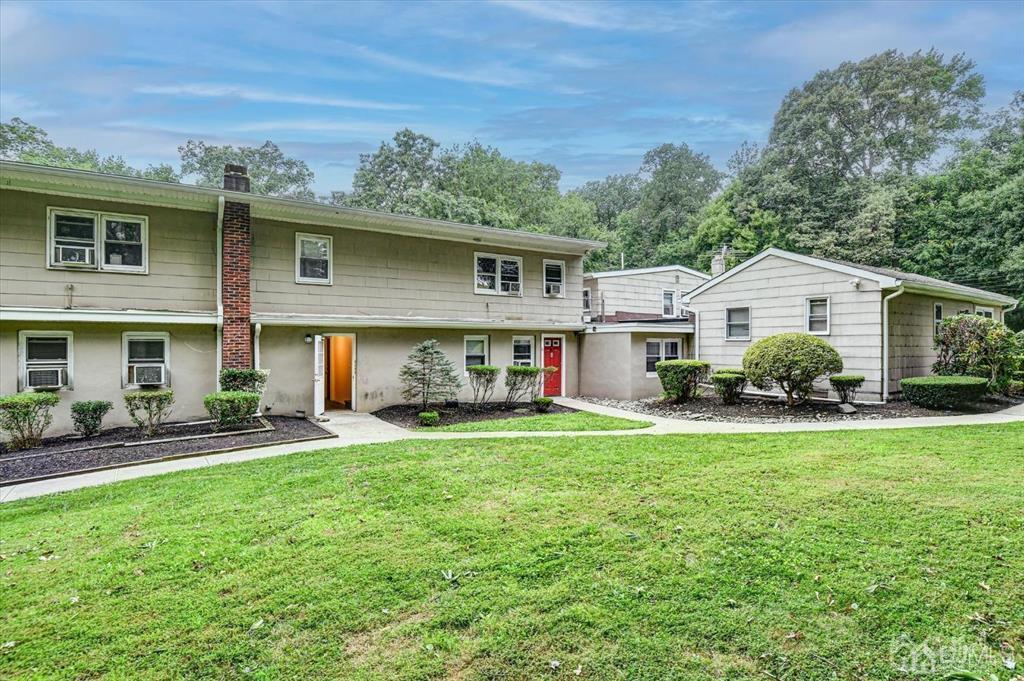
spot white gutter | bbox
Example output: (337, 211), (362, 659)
(215, 195), (224, 388)
(881, 286), (905, 402)
(693, 309), (700, 360)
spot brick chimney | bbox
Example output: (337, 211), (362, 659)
(221, 165), (252, 369)
(711, 246), (728, 278)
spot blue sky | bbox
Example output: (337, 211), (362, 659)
(2, 0), (1022, 194)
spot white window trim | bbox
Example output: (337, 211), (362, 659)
(582, 288), (591, 312)
(662, 289), (677, 318)
(295, 232), (333, 285)
(934, 303), (944, 338)
(645, 337), (683, 377)
(542, 259), (565, 298)
(805, 296), (831, 336)
(724, 306), (751, 341)
(975, 305), (994, 319)
(512, 335), (535, 366)
(463, 334), (490, 374)
(47, 207), (149, 274)
(473, 252), (523, 297)
(18, 330), (74, 391)
(122, 331), (171, 388)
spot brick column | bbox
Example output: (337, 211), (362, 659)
(221, 199), (252, 369)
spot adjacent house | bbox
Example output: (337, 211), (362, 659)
(0, 162), (603, 433)
(682, 248), (1018, 402)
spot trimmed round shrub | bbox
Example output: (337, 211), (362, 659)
(900, 376), (988, 410)
(219, 368), (269, 394)
(466, 365), (500, 406)
(533, 396), (554, 413)
(713, 367), (745, 379)
(711, 372), (746, 405)
(418, 411), (440, 427)
(743, 333), (843, 406)
(124, 390), (174, 438)
(829, 375), (865, 404)
(71, 400), (113, 438)
(655, 359), (710, 404)
(0, 392), (60, 450)
(203, 391), (260, 431)
(504, 365), (543, 407)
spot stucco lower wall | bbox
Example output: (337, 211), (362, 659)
(258, 326), (579, 414)
(0, 322), (217, 437)
(579, 331), (691, 400)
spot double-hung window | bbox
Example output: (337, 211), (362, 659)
(19, 331), (73, 390)
(645, 338), (682, 376)
(662, 290), (677, 317)
(123, 332), (170, 387)
(543, 260), (564, 297)
(295, 233), (332, 284)
(725, 307), (750, 340)
(474, 253), (522, 296)
(48, 208), (148, 273)
(975, 306), (994, 319)
(582, 289), (591, 313)
(512, 336), (535, 366)
(806, 297), (830, 335)
(464, 335), (489, 372)
(934, 303), (944, 338)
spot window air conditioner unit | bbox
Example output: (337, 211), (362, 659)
(131, 364), (166, 386)
(55, 245), (95, 266)
(545, 283), (562, 296)
(26, 367), (65, 389)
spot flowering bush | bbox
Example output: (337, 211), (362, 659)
(933, 315), (1020, 393)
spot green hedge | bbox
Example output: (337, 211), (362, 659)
(70, 400), (113, 438)
(711, 372), (746, 405)
(829, 375), (865, 404)
(533, 396), (553, 413)
(655, 360), (710, 403)
(219, 368), (269, 394)
(203, 391), (260, 431)
(713, 367), (745, 379)
(418, 411), (440, 427)
(124, 390), (174, 437)
(900, 376), (988, 410)
(0, 392), (60, 450)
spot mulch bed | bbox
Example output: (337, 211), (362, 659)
(577, 393), (1021, 424)
(373, 402), (577, 429)
(1, 416), (335, 484)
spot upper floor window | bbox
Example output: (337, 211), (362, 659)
(512, 336), (535, 366)
(48, 208), (148, 273)
(662, 290), (677, 317)
(934, 303), (944, 338)
(19, 330), (73, 390)
(295, 233), (332, 285)
(543, 260), (564, 297)
(582, 288), (591, 312)
(475, 253), (521, 296)
(975, 306), (994, 319)
(806, 297), (830, 335)
(725, 307), (750, 340)
(123, 332), (170, 388)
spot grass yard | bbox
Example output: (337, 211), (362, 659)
(420, 410), (652, 432)
(2, 424), (1022, 680)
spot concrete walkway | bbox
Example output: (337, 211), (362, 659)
(3, 398), (1022, 503)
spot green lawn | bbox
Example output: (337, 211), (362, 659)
(2, 425), (1023, 680)
(420, 410), (652, 432)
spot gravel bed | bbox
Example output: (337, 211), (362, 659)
(1, 417), (335, 484)
(576, 393), (1019, 424)
(373, 402), (576, 429)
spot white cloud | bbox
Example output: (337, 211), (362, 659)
(0, 92), (56, 120)
(337, 41), (536, 87)
(488, 0), (727, 33)
(230, 119), (413, 135)
(136, 83), (417, 111)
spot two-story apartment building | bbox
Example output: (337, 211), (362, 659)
(0, 162), (602, 432)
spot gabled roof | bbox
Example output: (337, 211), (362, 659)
(0, 161), (605, 256)
(585, 264), (711, 280)
(681, 247), (1018, 307)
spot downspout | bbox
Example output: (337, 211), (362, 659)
(215, 195), (225, 388)
(881, 286), (905, 402)
(693, 309), (700, 360)
(253, 322), (262, 369)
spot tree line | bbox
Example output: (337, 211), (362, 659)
(1, 49), (1021, 328)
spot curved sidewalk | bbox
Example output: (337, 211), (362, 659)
(3, 398), (1022, 503)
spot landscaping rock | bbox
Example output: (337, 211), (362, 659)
(837, 403), (857, 415)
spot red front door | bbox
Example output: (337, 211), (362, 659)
(543, 337), (562, 396)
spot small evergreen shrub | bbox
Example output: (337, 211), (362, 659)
(655, 360), (710, 404)
(713, 367), (745, 379)
(829, 375), (865, 404)
(900, 376), (988, 410)
(400, 340), (463, 409)
(711, 372), (746, 405)
(124, 390), (174, 437)
(743, 333), (843, 406)
(203, 391), (260, 431)
(466, 365), (500, 406)
(533, 396), (554, 413)
(0, 392), (60, 450)
(219, 368), (269, 394)
(504, 365), (542, 407)
(70, 400), (113, 438)
(418, 411), (440, 427)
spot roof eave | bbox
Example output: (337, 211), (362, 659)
(895, 281), (1018, 307)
